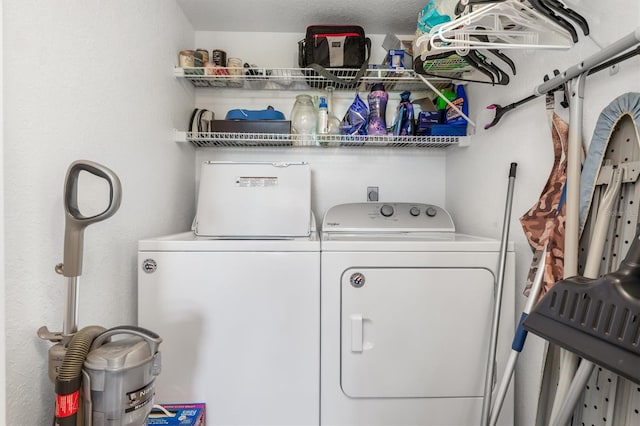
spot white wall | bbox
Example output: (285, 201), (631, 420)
(3, 1), (195, 424)
(0, 0), (6, 422)
(446, 5), (640, 425)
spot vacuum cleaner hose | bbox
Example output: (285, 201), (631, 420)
(54, 325), (106, 426)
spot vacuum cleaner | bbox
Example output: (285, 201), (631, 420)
(523, 226), (640, 385)
(38, 160), (162, 426)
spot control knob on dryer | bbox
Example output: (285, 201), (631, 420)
(426, 206), (438, 217)
(380, 204), (394, 217)
(410, 207), (420, 217)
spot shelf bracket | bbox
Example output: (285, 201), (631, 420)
(174, 128), (187, 143)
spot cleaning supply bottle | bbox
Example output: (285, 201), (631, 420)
(392, 91), (415, 136)
(445, 84), (469, 125)
(367, 83), (389, 135)
(435, 86), (457, 124)
(317, 97), (329, 135)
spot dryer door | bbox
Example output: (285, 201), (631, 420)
(341, 267), (494, 398)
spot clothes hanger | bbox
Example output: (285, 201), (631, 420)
(454, 0), (506, 16)
(472, 31), (517, 75)
(527, 0), (578, 42)
(416, 50), (497, 84)
(416, 0), (575, 54)
(463, 49), (512, 85)
(454, 0), (588, 39)
(463, 51), (500, 84)
(416, 43), (514, 85)
(539, 0), (589, 36)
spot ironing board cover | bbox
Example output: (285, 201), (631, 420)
(520, 113), (569, 299)
(579, 93), (640, 233)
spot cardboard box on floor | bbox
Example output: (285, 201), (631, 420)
(147, 403), (205, 425)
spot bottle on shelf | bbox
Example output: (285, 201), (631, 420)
(436, 86), (457, 124)
(325, 87), (341, 135)
(392, 91), (415, 136)
(367, 83), (389, 135)
(317, 97), (329, 135)
(291, 94), (318, 145)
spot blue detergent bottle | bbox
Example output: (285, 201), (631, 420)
(367, 83), (389, 135)
(445, 85), (469, 125)
(392, 91), (415, 136)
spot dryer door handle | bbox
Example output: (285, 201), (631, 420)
(351, 314), (363, 352)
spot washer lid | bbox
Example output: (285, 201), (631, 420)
(195, 161), (311, 238)
(322, 202), (455, 233)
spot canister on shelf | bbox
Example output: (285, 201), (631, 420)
(192, 50), (205, 75)
(179, 50), (196, 75)
(204, 62), (216, 76)
(196, 49), (209, 64)
(211, 49), (227, 67)
(179, 50), (195, 68)
(227, 57), (243, 87)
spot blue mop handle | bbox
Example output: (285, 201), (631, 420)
(512, 244), (548, 352)
(512, 312), (530, 352)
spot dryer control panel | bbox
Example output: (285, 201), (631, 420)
(322, 202), (455, 233)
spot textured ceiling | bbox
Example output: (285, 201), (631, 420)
(177, 0), (427, 34)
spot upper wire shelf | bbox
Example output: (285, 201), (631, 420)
(174, 66), (462, 92)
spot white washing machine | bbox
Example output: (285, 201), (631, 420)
(138, 233), (320, 425)
(320, 202), (515, 426)
(138, 161), (320, 425)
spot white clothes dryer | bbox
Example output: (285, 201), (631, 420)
(320, 202), (515, 426)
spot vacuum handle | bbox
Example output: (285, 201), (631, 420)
(91, 325), (162, 355)
(63, 160), (122, 277)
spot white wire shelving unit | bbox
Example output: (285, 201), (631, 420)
(174, 66), (472, 149)
(174, 66), (460, 92)
(174, 130), (468, 149)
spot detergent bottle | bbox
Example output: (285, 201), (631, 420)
(392, 91), (415, 136)
(367, 83), (388, 135)
(445, 84), (469, 125)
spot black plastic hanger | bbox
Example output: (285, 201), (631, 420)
(454, 0), (507, 16)
(463, 52), (498, 84)
(528, 0), (579, 43)
(416, 49), (514, 86)
(469, 50), (511, 85)
(472, 31), (517, 75)
(540, 0), (589, 36)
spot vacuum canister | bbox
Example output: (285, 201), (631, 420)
(82, 327), (162, 426)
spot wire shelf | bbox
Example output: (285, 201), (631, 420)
(175, 67), (454, 92)
(182, 131), (462, 148)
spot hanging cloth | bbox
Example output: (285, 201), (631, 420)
(520, 112), (569, 300)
